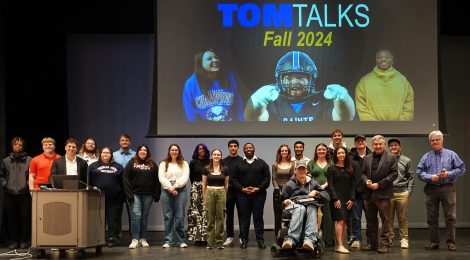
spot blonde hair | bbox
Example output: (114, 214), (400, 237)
(41, 137), (56, 145)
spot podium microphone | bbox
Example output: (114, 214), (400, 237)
(79, 180), (100, 191)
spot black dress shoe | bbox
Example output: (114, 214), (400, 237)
(447, 243), (457, 251)
(377, 245), (389, 254)
(361, 243), (377, 251)
(257, 240), (266, 249)
(107, 240), (116, 247)
(240, 241), (248, 249)
(425, 242), (439, 250)
(19, 241), (30, 249)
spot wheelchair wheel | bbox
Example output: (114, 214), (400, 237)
(270, 244), (281, 257)
(312, 239), (325, 258)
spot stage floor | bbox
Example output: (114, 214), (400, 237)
(2, 229), (469, 259)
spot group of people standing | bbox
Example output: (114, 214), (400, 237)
(0, 129), (465, 254)
(274, 129), (465, 255)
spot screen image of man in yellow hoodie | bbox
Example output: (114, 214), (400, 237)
(355, 50), (414, 121)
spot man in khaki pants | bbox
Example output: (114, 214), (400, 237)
(388, 138), (414, 249)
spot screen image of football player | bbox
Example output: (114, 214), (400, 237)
(244, 51), (355, 122)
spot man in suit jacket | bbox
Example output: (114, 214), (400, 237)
(361, 135), (398, 254)
(49, 138), (88, 186)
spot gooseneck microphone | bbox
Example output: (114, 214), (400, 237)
(86, 160), (90, 188)
(79, 180), (100, 191)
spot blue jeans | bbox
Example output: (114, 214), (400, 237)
(352, 198), (364, 242)
(284, 204), (318, 245)
(130, 194), (154, 240)
(161, 186), (188, 244)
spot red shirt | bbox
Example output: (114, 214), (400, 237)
(29, 153), (61, 189)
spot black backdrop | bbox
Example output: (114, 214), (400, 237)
(0, 0), (469, 155)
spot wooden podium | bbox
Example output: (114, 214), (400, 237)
(31, 189), (105, 258)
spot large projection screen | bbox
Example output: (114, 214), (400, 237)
(149, 0), (438, 136)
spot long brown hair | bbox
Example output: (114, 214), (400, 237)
(131, 144), (155, 168)
(163, 144), (185, 171)
(275, 144), (292, 164)
(194, 49), (230, 96)
(313, 143), (331, 163)
(332, 147), (352, 173)
(205, 149), (226, 174)
(79, 137), (99, 157)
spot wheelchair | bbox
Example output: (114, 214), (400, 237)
(271, 197), (325, 258)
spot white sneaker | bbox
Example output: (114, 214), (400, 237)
(129, 239), (140, 249)
(303, 240), (315, 251)
(282, 239), (293, 249)
(223, 237), (234, 247)
(179, 243), (188, 248)
(139, 238), (149, 247)
(400, 239), (409, 249)
(162, 243), (170, 248)
(351, 240), (361, 248)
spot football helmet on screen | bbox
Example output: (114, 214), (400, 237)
(275, 51), (319, 100)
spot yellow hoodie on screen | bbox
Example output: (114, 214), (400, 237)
(355, 66), (414, 121)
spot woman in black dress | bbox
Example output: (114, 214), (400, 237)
(327, 147), (356, 254)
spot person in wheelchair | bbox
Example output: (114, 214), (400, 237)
(280, 160), (330, 250)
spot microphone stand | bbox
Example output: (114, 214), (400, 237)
(86, 160), (90, 190)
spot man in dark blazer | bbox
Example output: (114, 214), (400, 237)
(360, 135), (398, 254)
(49, 138), (88, 186)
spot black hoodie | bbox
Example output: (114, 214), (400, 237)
(349, 147), (372, 195)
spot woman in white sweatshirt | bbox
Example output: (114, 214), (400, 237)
(159, 144), (190, 248)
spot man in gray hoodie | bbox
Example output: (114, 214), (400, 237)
(388, 138), (414, 249)
(1, 137), (32, 250)
(280, 160), (329, 251)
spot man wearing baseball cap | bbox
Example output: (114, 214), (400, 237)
(280, 160), (330, 251)
(349, 135), (372, 248)
(387, 138), (414, 249)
